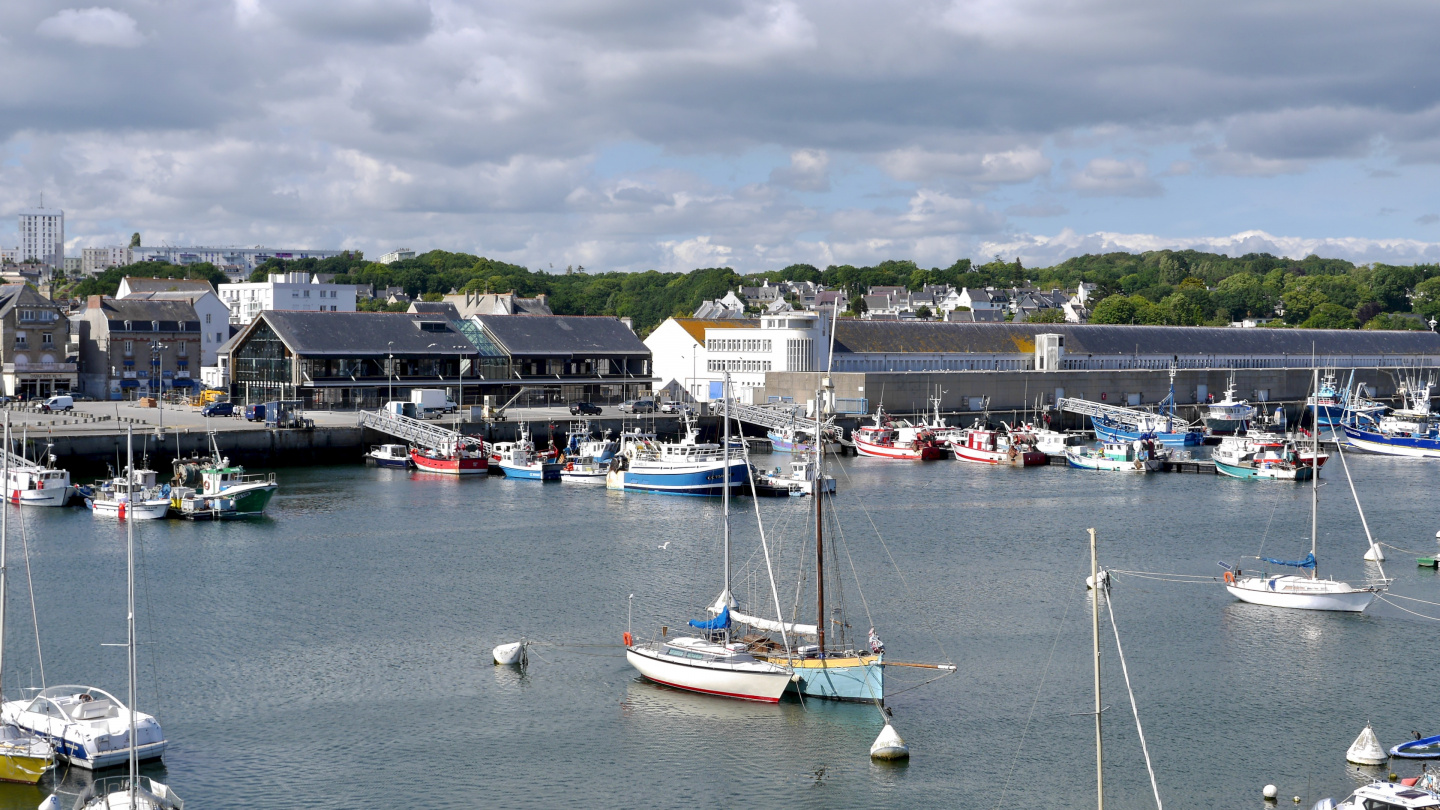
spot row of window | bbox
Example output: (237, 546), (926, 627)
(13, 333), (55, 346)
(707, 359), (772, 372)
(120, 341), (190, 356)
(291, 289), (340, 299)
(18, 310), (59, 323)
(706, 339), (773, 353)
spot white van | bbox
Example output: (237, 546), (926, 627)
(41, 395), (73, 412)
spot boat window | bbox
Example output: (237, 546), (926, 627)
(1361, 801), (1406, 810)
(685, 652), (705, 660)
(666, 649), (686, 657)
(27, 697), (62, 718)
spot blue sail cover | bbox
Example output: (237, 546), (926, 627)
(1262, 552), (1317, 569)
(688, 605), (730, 630)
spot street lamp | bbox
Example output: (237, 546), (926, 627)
(387, 341), (395, 405)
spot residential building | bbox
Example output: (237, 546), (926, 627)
(71, 296), (203, 399)
(82, 246), (132, 275)
(129, 246), (347, 271)
(957, 287), (998, 311)
(442, 291), (553, 317)
(693, 292), (747, 319)
(18, 208), (63, 268)
(0, 248), (16, 266)
(645, 317), (759, 402)
(118, 289), (231, 366)
(739, 281), (784, 306)
(63, 257), (82, 274)
(378, 249), (416, 264)
(218, 272), (359, 325)
(0, 285), (77, 398)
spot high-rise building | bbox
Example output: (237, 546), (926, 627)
(17, 208), (64, 268)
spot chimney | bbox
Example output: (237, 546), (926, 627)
(87, 295), (102, 309)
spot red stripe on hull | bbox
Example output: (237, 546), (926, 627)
(639, 674), (783, 703)
(410, 450), (488, 475)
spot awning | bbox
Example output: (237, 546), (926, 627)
(171, 379), (197, 388)
(119, 380), (139, 388)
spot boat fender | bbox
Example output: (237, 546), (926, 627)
(1224, 571), (1235, 584)
(623, 632), (633, 646)
(36, 480), (42, 490)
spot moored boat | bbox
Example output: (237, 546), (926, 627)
(87, 466), (171, 520)
(4, 463), (72, 507)
(1342, 378), (1440, 458)
(1065, 439), (1165, 472)
(1212, 434), (1317, 481)
(952, 422), (1047, 465)
(410, 437), (488, 474)
(752, 457), (836, 497)
(365, 443), (412, 468)
(1203, 375), (1257, 435)
(171, 438), (277, 516)
(607, 413), (748, 496)
(853, 408), (946, 460)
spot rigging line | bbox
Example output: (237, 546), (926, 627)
(1375, 595), (1440, 622)
(1108, 572), (1223, 585)
(827, 450), (952, 665)
(1253, 472), (1286, 560)
(991, 557), (1083, 810)
(1105, 584), (1165, 810)
(134, 509), (164, 710)
(14, 489), (43, 687)
(827, 495), (875, 631)
(1378, 541), (1440, 556)
(1331, 426), (1388, 581)
(1107, 570), (1218, 580)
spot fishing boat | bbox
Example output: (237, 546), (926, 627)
(4, 462), (72, 508)
(0, 419), (55, 784)
(559, 457), (608, 484)
(1311, 371), (1386, 427)
(853, 408), (946, 460)
(1203, 375), (1257, 435)
(8, 429), (171, 775)
(1343, 378), (1440, 458)
(171, 452), (276, 516)
(952, 422), (1047, 466)
(1318, 781), (1440, 809)
(751, 457), (836, 497)
(607, 413), (748, 496)
(495, 424), (562, 480)
(365, 444), (412, 468)
(1092, 371), (1204, 447)
(766, 424), (823, 454)
(86, 466), (172, 520)
(1028, 422), (1085, 455)
(565, 423), (619, 464)
(1222, 370), (1385, 612)
(1065, 439), (1165, 472)
(410, 436), (488, 474)
(917, 393), (964, 447)
(625, 390), (793, 702)
(1392, 734), (1440, 759)
(1212, 434), (1317, 481)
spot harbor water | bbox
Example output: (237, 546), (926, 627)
(0, 449), (1435, 808)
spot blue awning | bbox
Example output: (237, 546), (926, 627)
(119, 380), (139, 388)
(171, 379), (197, 388)
(688, 605), (730, 631)
(1262, 552), (1317, 569)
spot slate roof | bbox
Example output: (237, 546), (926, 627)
(0, 284), (60, 316)
(475, 315), (649, 357)
(833, 321), (1440, 356)
(121, 277), (214, 294)
(257, 310), (474, 355)
(409, 301), (462, 319)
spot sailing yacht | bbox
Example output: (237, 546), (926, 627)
(625, 384), (794, 702)
(1223, 371), (1383, 613)
(0, 418), (55, 784)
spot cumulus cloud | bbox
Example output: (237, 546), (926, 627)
(36, 7), (144, 47)
(769, 149), (830, 192)
(878, 147), (1051, 185)
(1068, 158), (1162, 197)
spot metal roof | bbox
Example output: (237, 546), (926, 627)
(669, 317), (759, 344)
(833, 321), (1440, 356)
(475, 315), (649, 357)
(258, 310), (475, 356)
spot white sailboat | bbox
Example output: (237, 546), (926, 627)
(624, 377), (795, 702)
(1223, 370), (1385, 613)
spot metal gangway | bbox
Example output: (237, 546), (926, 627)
(722, 399), (821, 436)
(358, 409), (467, 452)
(1056, 397), (1151, 428)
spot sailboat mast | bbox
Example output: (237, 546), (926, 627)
(127, 426), (139, 795)
(0, 418), (9, 709)
(815, 387), (825, 655)
(1090, 527), (1103, 810)
(722, 374), (730, 600)
(1311, 368), (1319, 579)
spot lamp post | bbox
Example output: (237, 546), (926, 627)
(387, 341), (394, 405)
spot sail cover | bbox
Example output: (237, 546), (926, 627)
(689, 605), (730, 630)
(1262, 552), (1317, 569)
(729, 609), (818, 638)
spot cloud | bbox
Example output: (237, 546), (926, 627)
(36, 8), (144, 48)
(1068, 158), (1162, 197)
(1418, 214), (1440, 225)
(878, 147), (1050, 185)
(983, 229), (1440, 267)
(1005, 202), (1067, 218)
(769, 149), (830, 192)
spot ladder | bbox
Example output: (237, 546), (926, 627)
(358, 410), (470, 452)
(1056, 397), (1151, 428)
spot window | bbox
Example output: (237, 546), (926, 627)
(124, 340), (133, 355)
(178, 342), (187, 356)
(41, 333), (52, 345)
(205, 313), (212, 324)
(18, 310), (33, 322)
(303, 290), (310, 298)
(217, 332), (223, 343)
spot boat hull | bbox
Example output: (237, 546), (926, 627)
(953, 446), (1047, 466)
(615, 460), (749, 496)
(8, 487), (70, 507)
(224, 481), (276, 515)
(365, 456), (411, 469)
(1225, 578), (1375, 612)
(758, 654), (884, 703)
(1343, 426), (1440, 458)
(410, 449), (489, 474)
(1065, 452), (1162, 472)
(626, 647), (790, 702)
(499, 462), (562, 480)
(1214, 458), (1313, 481)
(0, 751), (50, 785)
(1094, 420), (1201, 447)
(88, 499), (171, 520)
(854, 438), (944, 460)
(559, 469), (608, 484)
(766, 432), (815, 454)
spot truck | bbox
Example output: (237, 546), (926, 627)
(410, 389), (457, 418)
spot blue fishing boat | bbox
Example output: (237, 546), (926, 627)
(766, 426), (816, 453)
(1343, 379), (1440, 458)
(495, 425), (562, 480)
(608, 414), (747, 496)
(1092, 379), (1203, 447)
(1310, 371), (1386, 427)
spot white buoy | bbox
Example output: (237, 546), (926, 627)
(1364, 544), (1385, 562)
(1263, 784), (1278, 800)
(38, 795), (61, 810)
(1346, 724), (1387, 766)
(870, 723), (909, 760)
(492, 641), (527, 666)
(1086, 570), (1110, 590)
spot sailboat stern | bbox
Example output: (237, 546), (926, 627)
(776, 653), (884, 703)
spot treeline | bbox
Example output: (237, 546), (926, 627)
(73, 248), (1440, 335)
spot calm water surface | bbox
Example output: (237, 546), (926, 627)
(0, 448), (1434, 808)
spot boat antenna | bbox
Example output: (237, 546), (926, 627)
(1090, 527), (1103, 810)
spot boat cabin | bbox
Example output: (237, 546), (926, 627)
(1340, 782), (1440, 809)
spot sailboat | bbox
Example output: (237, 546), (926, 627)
(67, 427), (183, 809)
(1222, 370), (1384, 612)
(0, 417), (55, 784)
(624, 383), (794, 702)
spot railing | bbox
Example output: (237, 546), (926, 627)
(1057, 396), (1155, 428)
(358, 409), (466, 452)
(723, 399), (821, 434)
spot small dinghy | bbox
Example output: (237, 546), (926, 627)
(1392, 734), (1440, 759)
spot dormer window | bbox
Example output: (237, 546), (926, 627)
(124, 320), (132, 331)
(151, 320), (159, 331)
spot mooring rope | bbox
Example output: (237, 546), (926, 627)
(1108, 569), (1221, 585)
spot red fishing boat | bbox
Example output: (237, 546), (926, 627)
(410, 437), (488, 475)
(853, 409), (946, 460)
(952, 424), (1047, 466)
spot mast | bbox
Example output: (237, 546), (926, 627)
(722, 373), (730, 602)
(815, 385), (825, 655)
(127, 426), (139, 797)
(0, 417), (9, 712)
(1311, 368), (1319, 579)
(1090, 527), (1103, 810)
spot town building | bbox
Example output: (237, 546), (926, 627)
(18, 208), (64, 268)
(645, 317), (759, 403)
(71, 296), (203, 399)
(702, 311), (832, 403)
(117, 289), (231, 366)
(218, 272), (359, 325)
(116, 277), (214, 298)
(63, 257), (82, 274)
(0, 285), (76, 398)
(442, 291), (553, 317)
(0, 248), (16, 266)
(82, 246), (132, 275)
(377, 249), (416, 264)
(129, 246), (347, 272)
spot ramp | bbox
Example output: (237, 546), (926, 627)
(358, 410), (469, 452)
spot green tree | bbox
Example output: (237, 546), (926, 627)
(914, 304), (933, 319)
(1362, 312), (1426, 331)
(1089, 294), (1139, 324)
(1025, 307), (1066, 323)
(1299, 303), (1359, 329)
(1412, 276), (1440, 321)
(129, 232), (141, 248)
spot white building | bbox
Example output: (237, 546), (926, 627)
(0, 249), (16, 266)
(645, 318), (758, 403)
(18, 208), (63, 268)
(218, 272), (359, 325)
(63, 257), (81, 273)
(703, 311), (831, 403)
(82, 246), (132, 275)
(131, 246), (346, 271)
(117, 289), (231, 366)
(957, 287), (999, 311)
(377, 249), (415, 264)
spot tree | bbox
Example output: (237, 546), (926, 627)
(1089, 294), (1139, 324)
(1362, 312), (1426, 331)
(129, 232), (141, 248)
(846, 295), (868, 316)
(914, 305), (933, 319)
(1299, 303), (1359, 329)
(1026, 307), (1066, 323)
(1413, 276), (1440, 321)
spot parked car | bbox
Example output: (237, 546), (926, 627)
(618, 398), (656, 414)
(201, 401), (237, 417)
(569, 401), (602, 416)
(659, 401), (695, 415)
(40, 395), (74, 413)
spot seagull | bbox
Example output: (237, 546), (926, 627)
(658, 542), (671, 550)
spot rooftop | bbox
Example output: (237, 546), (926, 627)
(475, 314), (649, 357)
(255, 310), (474, 356)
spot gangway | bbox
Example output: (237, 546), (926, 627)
(723, 399), (822, 436)
(1057, 397), (1152, 428)
(358, 409), (471, 453)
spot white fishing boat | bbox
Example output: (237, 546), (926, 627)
(86, 466), (171, 520)
(494, 425), (562, 481)
(607, 413), (748, 496)
(4, 463), (71, 508)
(853, 408), (947, 460)
(625, 385), (794, 701)
(364, 444), (412, 468)
(1212, 434), (1316, 481)
(1065, 439), (1165, 472)
(752, 457), (835, 497)
(952, 422), (1047, 466)
(559, 457), (609, 484)
(1223, 369), (1384, 613)
(1203, 375), (1257, 435)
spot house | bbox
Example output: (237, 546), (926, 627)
(218, 272), (359, 324)
(945, 309), (1007, 323)
(0, 285), (77, 398)
(957, 287), (997, 311)
(441, 291), (552, 317)
(739, 281), (784, 306)
(693, 291), (748, 319)
(71, 296), (202, 399)
(645, 317), (759, 402)
(117, 289), (231, 366)
(810, 290), (848, 312)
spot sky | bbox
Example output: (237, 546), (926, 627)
(4, 0), (1440, 272)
